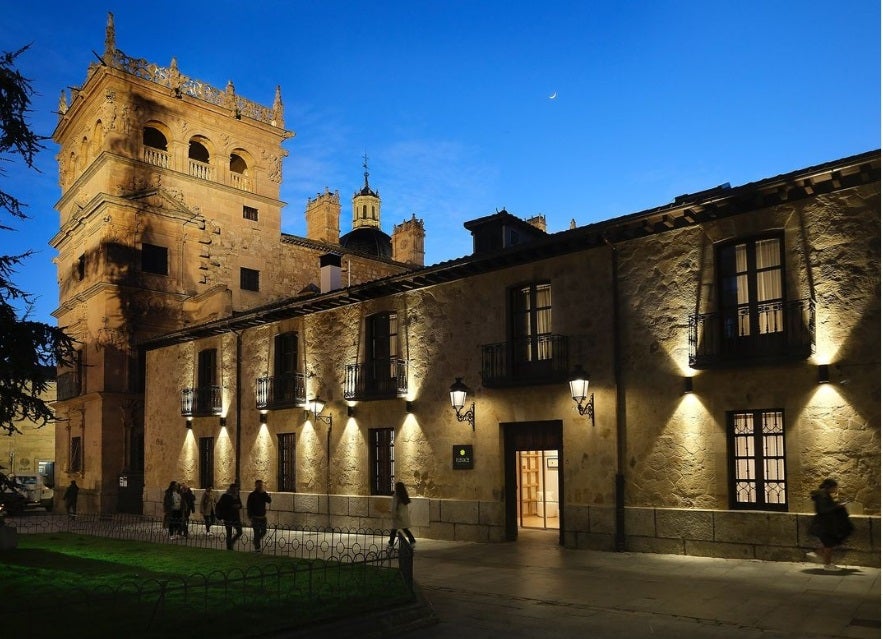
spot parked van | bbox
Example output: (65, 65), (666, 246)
(15, 475), (54, 510)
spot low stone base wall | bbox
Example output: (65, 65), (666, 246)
(145, 491), (880, 567)
(564, 505), (881, 568)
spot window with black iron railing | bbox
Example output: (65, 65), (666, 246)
(180, 386), (223, 417)
(688, 298), (815, 368)
(480, 334), (570, 387)
(255, 372), (306, 410)
(344, 358), (408, 400)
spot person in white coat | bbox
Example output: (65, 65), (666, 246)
(388, 481), (416, 547)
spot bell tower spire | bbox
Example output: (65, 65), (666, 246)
(352, 153), (381, 230)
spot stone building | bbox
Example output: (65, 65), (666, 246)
(50, 14), (423, 514)
(2, 373), (57, 504)
(49, 14), (879, 567)
(142, 151), (880, 566)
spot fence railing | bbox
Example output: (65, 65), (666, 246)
(4, 513), (414, 637)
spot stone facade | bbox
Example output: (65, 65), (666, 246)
(2, 380), (56, 503)
(50, 15), (420, 514)
(52, 15), (880, 567)
(142, 151), (880, 566)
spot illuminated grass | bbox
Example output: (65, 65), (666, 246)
(0, 533), (411, 638)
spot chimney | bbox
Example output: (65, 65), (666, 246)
(320, 253), (341, 293)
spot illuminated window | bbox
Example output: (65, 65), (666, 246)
(718, 236), (784, 340)
(511, 282), (552, 363)
(727, 409), (787, 511)
(369, 428), (394, 495)
(278, 433), (296, 492)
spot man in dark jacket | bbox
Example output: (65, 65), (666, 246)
(246, 479), (272, 553)
(63, 480), (79, 520)
(179, 483), (196, 538)
(215, 484), (242, 550)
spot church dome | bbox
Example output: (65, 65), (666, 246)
(339, 226), (392, 259)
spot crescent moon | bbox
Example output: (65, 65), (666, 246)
(549, 91), (557, 99)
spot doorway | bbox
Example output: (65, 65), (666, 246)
(503, 420), (563, 544)
(517, 450), (560, 530)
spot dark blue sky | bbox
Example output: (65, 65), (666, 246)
(2, 1), (879, 325)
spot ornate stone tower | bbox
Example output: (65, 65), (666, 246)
(305, 188), (341, 243)
(50, 13), (291, 514)
(392, 214), (426, 266)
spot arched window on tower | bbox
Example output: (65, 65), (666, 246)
(188, 139), (211, 180)
(230, 153), (251, 191)
(142, 126), (168, 168)
(362, 204), (367, 219)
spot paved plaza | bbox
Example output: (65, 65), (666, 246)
(386, 529), (880, 639)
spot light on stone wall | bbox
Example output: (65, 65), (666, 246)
(568, 365), (595, 427)
(306, 397), (332, 427)
(449, 378), (475, 431)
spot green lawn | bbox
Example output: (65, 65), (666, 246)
(0, 532), (411, 638)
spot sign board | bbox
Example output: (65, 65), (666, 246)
(453, 445), (474, 470)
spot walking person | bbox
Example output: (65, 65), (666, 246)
(246, 479), (272, 553)
(388, 481), (416, 548)
(200, 485), (217, 534)
(215, 483), (243, 550)
(807, 478), (854, 570)
(163, 481), (182, 540)
(62, 480), (79, 520)
(179, 483), (196, 538)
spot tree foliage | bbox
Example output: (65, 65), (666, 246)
(0, 45), (76, 435)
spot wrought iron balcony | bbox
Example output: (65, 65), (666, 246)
(480, 334), (570, 388)
(689, 298), (815, 369)
(56, 371), (82, 401)
(344, 358), (408, 401)
(181, 385), (223, 417)
(255, 372), (306, 410)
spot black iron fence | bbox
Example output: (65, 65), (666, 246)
(688, 298), (815, 368)
(344, 358), (408, 400)
(481, 334), (570, 387)
(181, 385), (223, 416)
(3, 513), (414, 638)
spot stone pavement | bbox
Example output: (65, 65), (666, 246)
(328, 527), (878, 639)
(389, 529), (880, 639)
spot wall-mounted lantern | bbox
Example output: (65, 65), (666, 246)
(818, 364), (830, 384)
(568, 365), (595, 427)
(449, 378), (475, 431)
(306, 397), (332, 427)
